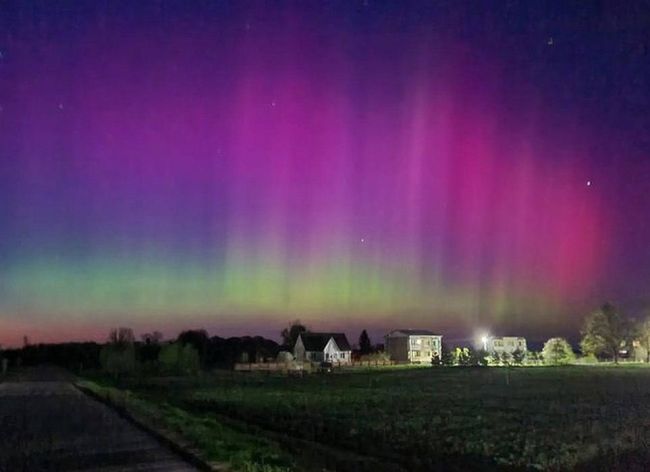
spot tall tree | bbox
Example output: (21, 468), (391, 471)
(101, 328), (136, 378)
(108, 327), (135, 347)
(281, 320), (307, 347)
(580, 303), (627, 363)
(358, 330), (372, 354)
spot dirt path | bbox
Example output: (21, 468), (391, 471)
(0, 366), (197, 471)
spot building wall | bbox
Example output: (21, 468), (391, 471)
(323, 338), (351, 364)
(385, 336), (409, 362)
(632, 341), (649, 362)
(407, 335), (442, 362)
(293, 336), (306, 361)
(489, 337), (527, 354)
(306, 350), (325, 362)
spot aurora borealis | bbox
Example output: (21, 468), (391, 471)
(1, 1), (649, 346)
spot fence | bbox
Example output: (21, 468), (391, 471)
(233, 359), (397, 373)
(234, 361), (313, 373)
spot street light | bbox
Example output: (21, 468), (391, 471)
(481, 335), (489, 351)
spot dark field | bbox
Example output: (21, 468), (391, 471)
(87, 365), (650, 471)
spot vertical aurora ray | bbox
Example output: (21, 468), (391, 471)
(1, 1), (633, 345)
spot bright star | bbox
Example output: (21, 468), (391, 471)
(586, 180), (591, 187)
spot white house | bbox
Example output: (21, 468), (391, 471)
(484, 336), (527, 355)
(385, 329), (443, 363)
(293, 333), (352, 364)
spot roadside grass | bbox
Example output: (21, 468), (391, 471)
(76, 379), (294, 472)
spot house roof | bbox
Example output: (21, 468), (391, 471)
(299, 333), (351, 351)
(386, 329), (440, 337)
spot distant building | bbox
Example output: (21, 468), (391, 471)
(629, 340), (649, 362)
(293, 333), (352, 364)
(384, 329), (443, 363)
(485, 336), (527, 355)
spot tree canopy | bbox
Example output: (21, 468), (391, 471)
(580, 303), (627, 363)
(542, 337), (575, 365)
(281, 320), (307, 347)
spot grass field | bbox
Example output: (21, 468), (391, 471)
(85, 365), (650, 471)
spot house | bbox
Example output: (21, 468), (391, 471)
(293, 333), (352, 364)
(485, 336), (527, 355)
(384, 329), (443, 363)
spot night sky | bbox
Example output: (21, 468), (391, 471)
(1, 1), (649, 346)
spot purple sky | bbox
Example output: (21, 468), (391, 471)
(0, 1), (649, 346)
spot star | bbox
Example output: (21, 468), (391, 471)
(360, 238), (365, 243)
(58, 103), (64, 110)
(547, 37), (554, 46)
(586, 180), (592, 187)
(271, 101), (276, 107)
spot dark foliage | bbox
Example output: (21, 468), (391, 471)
(206, 336), (280, 368)
(177, 329), (210, 366)
(3, 342), (101, 371)
(358, 329), (372, 355)
(280, 320), (307, 347)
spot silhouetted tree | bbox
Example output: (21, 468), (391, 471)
(205, 335), (280, 369)
(138, 332), (163, 365)
(358, 330), (372, 355)
(141, 331), (164, 344)
(580, 303), (628, 363)
(101, 328), (136, 378)
(177, 329), (209, 367)
(281, 320), (307, 348)
(159, 342), (200, 375)
(440, 342), (454, 366)
(108, 327), (135, 347)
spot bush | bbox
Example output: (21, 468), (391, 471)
(542, 338), (575, 365)
(159, 342), (200, 375)
(490, 351), (501, 366)
(453, 347), (471, 366)
(100, 344), (136, 378)
(512, 348), (526, 365)
(469, 349), (489, 366)
(360, 352), (390, 362)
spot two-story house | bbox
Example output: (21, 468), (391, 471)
(385, 329), (443, 363)
(293, 332), (352, 364)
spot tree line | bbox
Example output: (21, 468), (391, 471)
(1, 328), (282, 377)
(0, 302), (646, 376)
